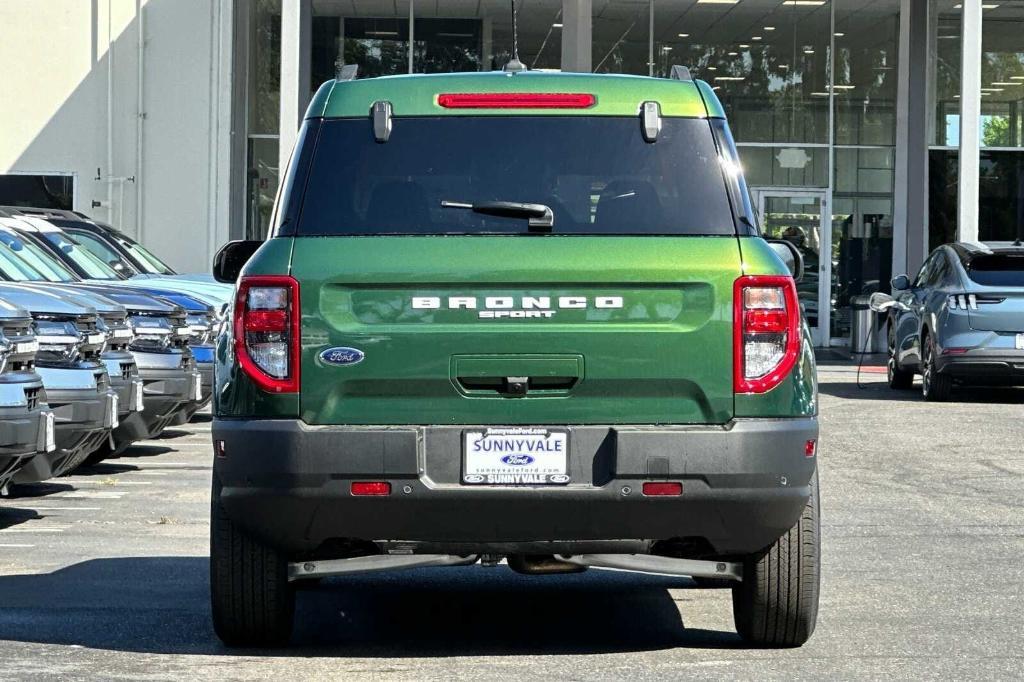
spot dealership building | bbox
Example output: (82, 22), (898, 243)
(1, 0), (1023, 347)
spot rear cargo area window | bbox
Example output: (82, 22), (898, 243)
(295, 117), (736, 236)
(966, 254), (1024, 286)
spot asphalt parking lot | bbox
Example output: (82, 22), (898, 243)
(1, 364), (1022, 680)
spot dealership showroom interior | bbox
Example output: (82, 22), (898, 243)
(0, 0), (1022, 678)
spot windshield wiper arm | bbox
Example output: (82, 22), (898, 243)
(441, 200), (554, 232)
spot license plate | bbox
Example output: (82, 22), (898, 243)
(14, 340), (38, 354)
(463, 428), (569, 485)
(1017, 333), (1024, 350)
(132, 379), (145, 412)
(40, 411), (56, 452)
(106, 393), (119, 429)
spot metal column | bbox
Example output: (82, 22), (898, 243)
(894, 0), (932, 277)
(561, 0), (592, 73)
(958, 0), (983, 242)
(278, 0), (312, 188)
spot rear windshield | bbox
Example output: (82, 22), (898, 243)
(295, 117), (736, 236)
(966, 254), (1024, 287)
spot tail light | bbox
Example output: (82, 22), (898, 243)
(734, 275), (801, 394)
(437, 93), (596, 109)
(234, 275), (300, 393)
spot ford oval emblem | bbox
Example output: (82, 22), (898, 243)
(320, 346), (365, 366)
(501, 454), (535, 466)
(464, 474), (485, 483)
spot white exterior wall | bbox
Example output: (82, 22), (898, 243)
(0, 0), (233, 273)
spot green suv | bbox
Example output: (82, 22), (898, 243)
(211, 69), (820, 648)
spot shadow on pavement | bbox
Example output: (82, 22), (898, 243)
(114, 444), (177, 459)
(70, 463), (141, 477)
(0, 557), (744, 656)
(154, 429), (192, 440)
(0, 505), (41, 530)
(2, 481), (75, 500)
(819, 380), (1024, 404)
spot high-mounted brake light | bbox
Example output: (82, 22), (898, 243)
(234, 275), (300, 393)
(437, 93), (596, 109)
(734, 275), (801, 394)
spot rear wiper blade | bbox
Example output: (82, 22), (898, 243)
(441, 200), (554, 232)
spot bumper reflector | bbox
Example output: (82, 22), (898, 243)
(351, 481), (391, 496)
(642, 482), (683, 496)
(805, 439), (817, 458)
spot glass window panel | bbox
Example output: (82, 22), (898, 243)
(834, 1), (900, 146)
(311, 2), (560, 77)
(929, 149), (1024, 248)
(250, 0), (281, 136)
(246, 138), (280, 240)
(737, 146), (830, 188)
(931, 1), (1024, 148)
(487, 2), (562, 71)
(593, 1), (651, 76)
(648, 1), (833, 144)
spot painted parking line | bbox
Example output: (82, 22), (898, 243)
(24, 507), (103, 512)
(0, 527), (69, 533)
(68, 481), (153, 486)
(52, 492), (125, 499)
(0, 543), (36, 548)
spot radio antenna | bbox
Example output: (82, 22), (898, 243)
(504, 0), (526, 72)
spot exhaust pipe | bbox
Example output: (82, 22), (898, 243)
(288, 554), (479, 581)
(554, 554), (743, 582)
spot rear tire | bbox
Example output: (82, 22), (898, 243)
(732, 469), (820, 648)
(921, 335), (953, 402)
(887, 326), (914, 390)
(210, 475), (294, 647)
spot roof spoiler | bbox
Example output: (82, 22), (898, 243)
(336, 63), (358, 81)
(670, 65), (692, 81)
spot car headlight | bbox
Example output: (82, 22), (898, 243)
(128, 314), (173, 352)
(33, 318), (82, 366)
(185, 313), (214, 346)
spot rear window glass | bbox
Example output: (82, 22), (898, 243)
(966, 254), (1024, 286)
(295, 117), (736, 236)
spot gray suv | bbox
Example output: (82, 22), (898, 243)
(0, 300), (53, 488)
(877, 242), (1024, 401)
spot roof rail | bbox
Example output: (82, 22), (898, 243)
(670, 65), (692, 81)
(336, 63), (358, 81)
(0, 205), (82, 221)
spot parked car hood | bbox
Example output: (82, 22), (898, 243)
(0, 283), (96, 317)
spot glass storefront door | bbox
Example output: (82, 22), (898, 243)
(753, 189), (831, 347)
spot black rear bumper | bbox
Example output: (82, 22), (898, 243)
(937, 350), (1024, 383)
(213, 417), (819, 557)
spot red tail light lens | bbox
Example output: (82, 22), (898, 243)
(437, 93), (596, 109)
(734, 275), (801, 394)
(234, 275), (300, 393)
(642, 482), (683, 496)
(351, 481), (391, 496)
